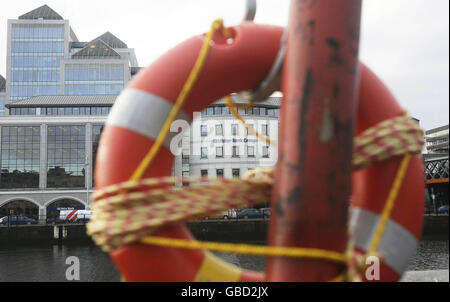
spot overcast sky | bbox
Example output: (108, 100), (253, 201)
(0, 0), (448, 131)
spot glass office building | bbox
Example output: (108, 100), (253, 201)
(0, 5), (139, 221)
(7, 5), (69, 103)
(5, 5), (137, 109)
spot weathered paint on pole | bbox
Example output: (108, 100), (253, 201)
(267, 0), (362, 281)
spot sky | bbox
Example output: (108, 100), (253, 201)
(0, 0), (448, 131)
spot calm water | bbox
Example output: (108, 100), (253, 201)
(0, 239), (447, 282)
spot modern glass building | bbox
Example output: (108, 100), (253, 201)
(5, 5), (137, 108)
(0, 5), (139, 221)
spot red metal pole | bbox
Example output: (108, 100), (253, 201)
(267, 0), (362, 281)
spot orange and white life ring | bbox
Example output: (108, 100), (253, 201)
(93, 22), (424, 282)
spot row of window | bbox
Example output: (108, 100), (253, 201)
(11, 56), (62, 68)
(11, 25), (65, 39)
(8, 106), (112, 116)
(12, 70), (60, 82)
(0, 98), (5, 116)
(12, 41), (64, 54)
(201, 124), (269, 137)
(184, 168), (243, 178)
(65, 84), (123, 95)
(65, 67), (124, 81)
(44, 106), (111, 116)
(0, 125), (104, 189)
(200, 146), (270, 158)
(426, 138), (449, 145)
(10, 84), (59, 98)
(202, 106), (280, 117)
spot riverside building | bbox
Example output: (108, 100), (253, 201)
(0, 5), (139, 222)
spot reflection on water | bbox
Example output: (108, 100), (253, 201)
(0, 239), (447, 282)
(0, 245), (120, 282)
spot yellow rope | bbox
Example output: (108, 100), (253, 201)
(225, 95), (276, 147)
(140, 236), (347, 263)
(366, 112), (412, 256)
(129, 18), (231, 182)
(89, 18), (422, 281)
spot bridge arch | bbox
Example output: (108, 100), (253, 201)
(0, 197), (40, 220)
(44, 196), (87, 221)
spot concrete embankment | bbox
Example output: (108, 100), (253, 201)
(0, 215), (447, 246)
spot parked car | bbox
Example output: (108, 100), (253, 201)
(261, 208), (271, 218)
(59, 210), (92, 223)
(438, 205), (449, 214)
(204, 210), (230, 220)
(237, 208), (263, 219)
(0, 215), (38, 225)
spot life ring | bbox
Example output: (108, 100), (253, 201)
(94, 22), (424, 281)
(350, 64), (424, 281)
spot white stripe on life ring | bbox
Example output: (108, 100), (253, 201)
(349, 207), (418, 275)
(106, 88), (192, 148)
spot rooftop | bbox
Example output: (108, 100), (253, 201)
(0, 75), (5, 92)
(5, 95), (118, 108)
(5, 94), (281, 108)
(426, 125), (449, 135)
(72, 39), (121, 59)
(18, 4), (63, 20)
(91, 32), (128, 49)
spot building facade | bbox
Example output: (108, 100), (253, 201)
(173, 97), (280, 180)
(5, 5), (138, 107)
(425, 125), (449, 154)
(0, 5), (139, 222)
(0, 94), (280, 222)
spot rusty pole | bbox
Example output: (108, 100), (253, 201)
(267, 0), (362, 281)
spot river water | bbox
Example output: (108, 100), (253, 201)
(0, 237), (447, 282)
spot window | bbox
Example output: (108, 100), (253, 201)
(232, 169), (240, 178)
(201, 147), (207, 158)
(182, 171), (189, 177)
(216, 169), (224, 178)
(216, 146), (223, 158)
(0, 126), (40, 189)
(206, 107), (214, 116)
(262, 146), (270, 158)
(92, 125), (104, 187)
(262, 124), (268, 136)
(232, 124), (238, 136)
(232, 146), (239, 157)
(201, 170), (208, 177)
(201, 125), (207, 137)
(247, 146), (255, 157)
(47, 125), (86, 188)
(216, 124), (223, 136)
(214, 106), (222, 115)
(274, 109), (280, 117)
(246, 124), (253, 136)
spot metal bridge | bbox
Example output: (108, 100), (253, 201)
(424, 156), (449, 184)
